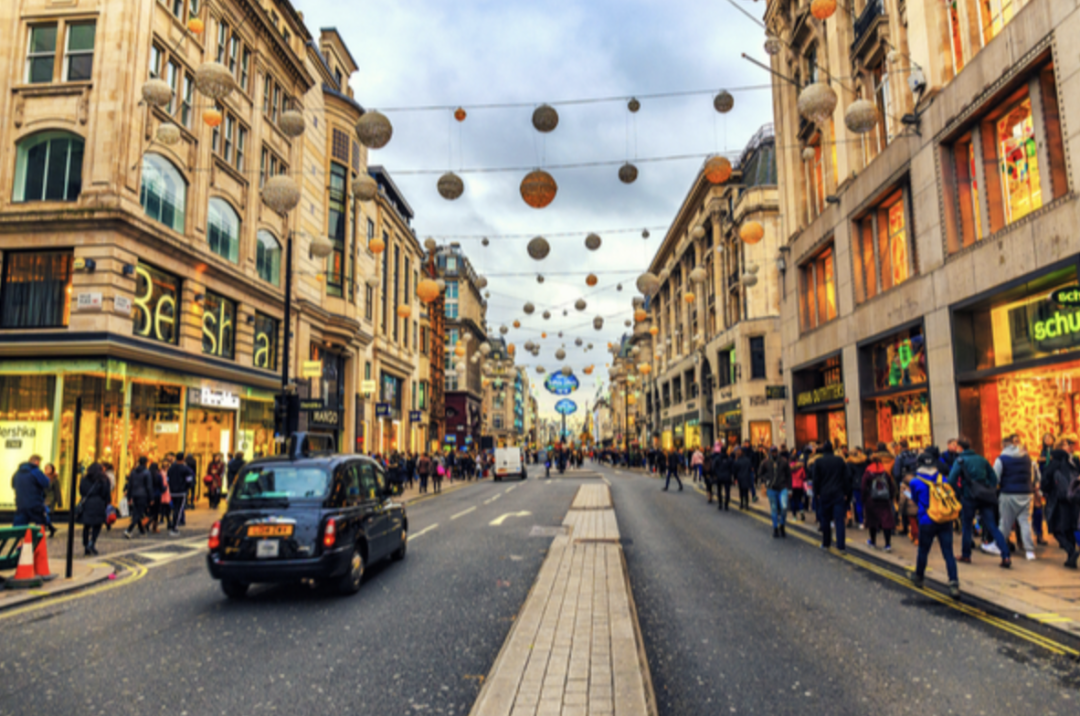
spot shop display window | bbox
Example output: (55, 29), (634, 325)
(996, 98), (1041, 224)
(59, 373), (124, 499)
(749, 421), (772, 448)
(185, 406), (234, 484)
(0, 375), (56, 509)
(132, 262), (179, 344)
(201, 291), (235, 360)
(0, 250), (72, 328)
(127, 383), (182, 467)
(864, 326), (927, 393)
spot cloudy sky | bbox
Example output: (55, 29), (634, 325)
(297, 0), (773, 418)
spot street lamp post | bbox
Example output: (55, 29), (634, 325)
(275, 233), (299, 442)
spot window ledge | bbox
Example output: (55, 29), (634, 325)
(13, 81), (91, 98)
(798, 318), (839, 339)
(945, 192), (1076, 262)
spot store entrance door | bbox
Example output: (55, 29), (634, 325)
(185, 407), (235, 504)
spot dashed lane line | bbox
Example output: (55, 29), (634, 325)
(451, 506), (477, 520)
(410, 524), (438, 541)
(484, 494), (502, 505)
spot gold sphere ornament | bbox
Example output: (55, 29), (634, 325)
(561, 366), (572, 377)
(713, 90), (734, 113)
(649, 325), (659, 336)
(532, 104), (559, 133)
(455, 344), (466, 357)
(355, 173), (378, 201)
(636, 272), (660, 296)
(524, 302), (535, 314)
(194, 62), (235, 101)
(593, 317), (604, 330)
(585, 233), (602, 251)
(527, 236), (551, 260)
(797, 82), (838, 125)
(356, 110), (393, 149)
(740, 220), (765, 245)
(278, 110), (306, 138)
(638, 363), (652, 375)
(396, 305), (411, 319)
(417, 279), (440, 303)
(520, 170), (557, 209)
(634, 309), (647, 323)
(156, 123), (181, 146)
(741, 272), (759, 288)
(689, 267), (707, 284)
(369, 236), (386, 254)
(764, 34), (782, 56)
(454, 107), (467, 122)
(802, 146), (817, 163)
(261, 175), (301, 214)
(541, 332), (547, 339)
(586, 274), (598, 287)
(142, 79), (173, 108)
(202, 108), (223, 127)
(437, 171), (464, 200)
(683, 292), (696, 304)
(811, 0), (838, 20)
(537, 274), (545, 284)
(704, 156), (732, 184)
(628, 97), (641, 113)
(310, 235), (334, 259)
(844, 98), (880, 134)
(543, 310), (551, 320)
(691, 225), (706, 241)
(575, 298), (587, 311)
(584, 365), (594, 375)
(508, 344), (516, 355)
(476, 275), (488, 289)
(365, 275), (380, 289)
(555, 349), (566, 361)
(424, 237), (437, 252)
(618, 162), (639, 184)
(642, 229), (650, 239)
(187, 17), (205, 34)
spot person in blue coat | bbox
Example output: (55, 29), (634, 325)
(12, 455), (52, 534)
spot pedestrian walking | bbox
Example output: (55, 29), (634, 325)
(846, 447), (868, 529)
(691, 448), (704, 483)
(663, 449), (683, 492)
(1040, 440), (1079, 568)
(417, 453), (431, 494)
(764, 448), (792, 537)
(205, 453), (225, 509)
(789, 456), (807, 521)
(948, 437), (1011, 568)
(226, 451), (245, 493)
(148, 461), (165, 534)
(810, 441), (850, 551)
(42, 462), (62, 537)
(166, 452), (194, 536)
(733, 448), (754, 509)
(11, 454), (53, 535)
(123, 456), (153, 539)
(910, 451), (961, 599)
(993, 433), (1037, 561)
(712, 447), (733, 511)
(861, 451), (897, 551)
(78, 462), (111, 556)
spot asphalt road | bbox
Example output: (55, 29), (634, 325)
(606, 464), (1080, 716)
(0, 474), (585, 716)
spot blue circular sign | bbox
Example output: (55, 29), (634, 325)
(555, 399), (578, 415)
(544, 373), (579, 395)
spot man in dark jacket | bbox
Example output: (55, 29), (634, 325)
(663, 450), (683, 492)
(764, 448), (793, 537)
(226, 452), (245, 492)
(712, 449), (734, 510)
(1040, 442), (1079, 568)
(993, 434), (1036, 561)
(733, 449), (755, 509)
(948, 437), (1011, 566)
(12, 455), (50, 531)
(891, 440), (919, 481)
(166, 452), (194, 536)
(124, 456), (153, 538)
(809, 442), (850, 551)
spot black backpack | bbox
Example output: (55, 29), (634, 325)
(870, 473), (891, 502)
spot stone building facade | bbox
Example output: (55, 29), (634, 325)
(436, 242), (487, 452)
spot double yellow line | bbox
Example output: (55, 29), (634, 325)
(0, 558), (149, 622)
(693, 484), (1079, 657)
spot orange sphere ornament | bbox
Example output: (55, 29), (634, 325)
(584, 366), (594, 375)
(634, 309), (647, 323)
(454, 344), (466, 357)
(187, 17), (205, 34)
(513, 320), (521, 329)
(541, 332), (547, 339)
(811, 0), (838, 20)
(520, 169), (557, 209)
(649, 326), (659, 336)
(202, 108), (223, 127)
(586, 274), (598, 287)
(638, 363), (653, 375)
(704, 156), (732, 184)
(740, 220), (765, 245)
(369, 236), (386, 254)
(683, 292), (696, 304)
(396, 305), (411, 319)
(417, 278), (440, 303)
(508, 343), (516, 355)
(454, 107), (467, 122)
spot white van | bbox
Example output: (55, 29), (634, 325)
(494, 447), (527, 481)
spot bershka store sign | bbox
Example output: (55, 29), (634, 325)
(0, 421), (55, 509)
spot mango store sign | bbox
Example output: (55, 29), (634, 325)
(0, 422), (55, 510)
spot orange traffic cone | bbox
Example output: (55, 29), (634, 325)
(33, 530), (57, 582)
(5, 529), (42, 589)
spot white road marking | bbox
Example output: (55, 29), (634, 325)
(489, 511), (532, 526)
(505, 485), (518, 493)
(451, 506), (477, 520)
(484, 494), (501, 505)
(410, 523), (438, 541)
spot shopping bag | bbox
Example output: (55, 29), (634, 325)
(118, 497), (130, 519)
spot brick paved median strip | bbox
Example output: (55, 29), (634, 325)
(470, 485), (652, 716)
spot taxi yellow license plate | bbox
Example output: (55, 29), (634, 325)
(247, 524), (293, 538)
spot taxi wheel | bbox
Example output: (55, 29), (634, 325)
(221, 579), (249, 600)
(336, 547), (364, 595)
(392, 528), (407, 561)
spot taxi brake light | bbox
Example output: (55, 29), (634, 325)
(323, 518), (337, 548)
(209, 521), (221, 550)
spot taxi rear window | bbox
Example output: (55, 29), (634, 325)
(232, 466), (330, 500)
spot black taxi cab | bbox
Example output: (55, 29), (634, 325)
(206, 434), (407, 599)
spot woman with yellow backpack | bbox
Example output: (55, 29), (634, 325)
(909, 448), (962, 599)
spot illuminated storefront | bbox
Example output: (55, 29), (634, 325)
(715, 399), (742, 447)
(858, 323), (932, 449)
(953, 261), (1080, 457)
(378, 371), (404, 454)
(793, 355), (847, 449)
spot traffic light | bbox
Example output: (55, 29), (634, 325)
(274, 393), (300, 437)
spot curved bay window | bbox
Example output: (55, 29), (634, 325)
(256, 230), (281, 286)
(13, 131), (84, 202)
(207, 198), (240, 263)
(1, 250), (72, 328)
(140, 153), (186, 233)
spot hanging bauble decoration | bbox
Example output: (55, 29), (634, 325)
(278, 110), (306, 138)
(417, 279), (440, 303)
(537, 275), (545, 284)
(436, 278), (447, 292)
(617, 283), (623, 291)
(356, 110), (393, 149)
(797, 82), (838, 126)
(555, 348), (566, 360)
(713, 90), (734, 113)
(740, 221), (765, 245)
(584, 365), (594, 375)
(454, 344), (466, 357)
(638, 363), (652, 375)
(524, 302), (535, 314)
(844, 98), (879, 134)
(704, 156), (732, 184)
(142, 79), (173, 108)
(310, 235), (334, 259)
(513, 320), (521, 329)
(202, 108), (223, 127)
(575, 338), (583, 347)
(499, 324), (509, 335)
(437, 171), (464, 200)
(194, 62), (235, 100)
(520, 170), (557, 209)
(536, 366), (546, 374)
(479, 342), (492, 355)
(683, 292), (696, 304)
(532, 104), (559, 132)
(369, 235), (386, 254)
(562, 310), (568, 317)
(397, 305), (411, 319)
(624, 320), (632, 327)
(484, 291), (490, 298)
(365, 275), (380, 289)
(355, 173), (378, 201)
(261, 175), (301, 213)
(593, 316), (604, 330)
(649, 325), (659, 336)
(476, 276), (488, 289)
(587, 343), (593, 350)
(187, 17), (205, 34)
(507, 344), (516, 355)
(634, 309), (648, 323)
(575, 298), (587, 311)
(636, 272), (660, 296)
(454, 107), (467, 122)
(527, 236), (551, 260)
(764, 34), (783, 56)
(423, 237), (437, 252)
(741, 272), (759, 288)
(585, 233), (602, 251)
(642, 229), (650, 239)
(561, 366), (572, 377)
(543, 311), (551, 320)
(628, 97), (641, 113)
(541, 332), (547, 339)
(618, 163), (639, 184)
(156, 123), (181, 146)
(802, 147), (817, 163)
(689, 267), (708, 284)
(586, 274), (598, 287)
(810, 0), (837, 20)
(691, 226), (706, 241)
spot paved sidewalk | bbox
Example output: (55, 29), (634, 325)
(471, 484), (652, 716)
(0, 557), (116, 611)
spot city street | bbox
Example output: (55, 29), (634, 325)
(3, 464), (1079, 716)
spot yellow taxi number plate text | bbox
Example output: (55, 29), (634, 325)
(247, 524), (293, 538)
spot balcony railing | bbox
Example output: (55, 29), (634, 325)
(852, 0), (885, 52)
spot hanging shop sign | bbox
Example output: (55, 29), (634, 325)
(299, 399), (325, 411)
(555, 399), (578, 415)
(361, 380), (377, 395)
(309, 409), (341, 429)
(409, 410), (422, 423)
(133, 263), (179, 344)
(765, 385), (787, 400)
(544, 373), (580, 395)
(445, 434), (458, 443)
(796, 383), (844, 408)
(375, 403), (390, 417)
(1050, 285), (1080, 306)
(153, 422), (180, 435)
(302, 360), (323, 379)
